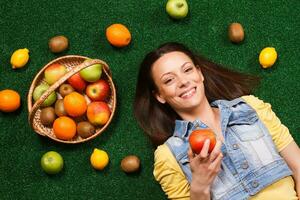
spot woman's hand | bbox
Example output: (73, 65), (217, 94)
(188, 139), (223, 200)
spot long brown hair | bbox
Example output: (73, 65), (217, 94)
(134, 42), (260, 146)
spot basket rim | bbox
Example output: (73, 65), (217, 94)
(27, 55), (117, 144)
(27, 55), (93, 110)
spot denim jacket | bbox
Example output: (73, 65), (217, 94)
(165, 97), (292, 200)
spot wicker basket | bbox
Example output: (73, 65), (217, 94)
(27, 55), (116, 144)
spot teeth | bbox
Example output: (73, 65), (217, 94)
(181, 88), (195, 98)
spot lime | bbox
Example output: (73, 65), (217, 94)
(41, 151), (64, 174)
(259, 47), (277, 68)
(90, 148), (109, 170)
(10, 48), (30, 69)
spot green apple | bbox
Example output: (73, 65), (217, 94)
(166, 0), (189, 20)
(33, 83), (57, 107)
(41, 151), (64, 175)
(79, 60), (102, 82)
(44, 63), (67, 85)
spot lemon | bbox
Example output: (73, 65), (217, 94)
(10, 48), (30, 69)
(259, 47), (277, 68)
(90, 148), (109, 170)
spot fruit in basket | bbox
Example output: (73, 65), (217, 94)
(90, 148), (109, 170)
(44, 63), (67, 85)
(33, 83), (57, 107)
(166, 0), (189, 20)
(77, 121), (96, 138)
(67, 73), (87, 92)
(0, 89), (21, 112)
(121, 155), (141, 173)
(80, 62), (102, 82)
(48, 35), (69, 53)
(40, 107), (56, 126)
(86, 79), (110, 101)
(10, 48), (30, 69)
(54, 99), (67, 117)
(63, 92), (87, 117)
(59, 84), (74, 97)
(41, 151), (64, 174)
(53, 116), (76, 140)
(87, 101), (111, 126)
(106, 23), (132, 47)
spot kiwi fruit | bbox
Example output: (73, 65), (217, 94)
(59, 84), (74, 97)
(49, 35), (69, 53)
(40, 107), (56, 126)
(54, 99), (67, 117)
(121, 155), (141, 173)
(77, 121), (95, 138)
(228, 23), (244, 43)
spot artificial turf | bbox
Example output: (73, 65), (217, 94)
(0, 0), (299, 199)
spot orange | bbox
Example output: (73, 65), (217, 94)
(53, 116), (76, 140)
(63, 92), (87, 117)
(90, 148), (109, 170)
(106, 23), (131, 47)
(0, 89), (21, 112)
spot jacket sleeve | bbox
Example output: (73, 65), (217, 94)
(153, 144), (190, 200)
(242, 95), (294, 152)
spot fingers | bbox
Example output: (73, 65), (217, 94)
(209, 153), (223, 172)
(199, 139), (210, 159)
(189, 139), (223, 165)
(209, 140), (223, 162)
(189, 140), (210, 164)
(188, 148), (194, 161)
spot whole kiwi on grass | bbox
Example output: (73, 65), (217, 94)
(49, 35), (69, 53)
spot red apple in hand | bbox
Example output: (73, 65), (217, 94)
(189, 129), (216, 154)
(87, 101), (111, 126)
(67, 73), (87, 92)
(86, 79), (110, 101)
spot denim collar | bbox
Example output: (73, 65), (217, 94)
(173, 119), (208, 139)
(173, 98), (245, 139)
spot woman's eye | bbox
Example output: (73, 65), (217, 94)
(184, 67), (193, 72)
(164, 78), (173, 84)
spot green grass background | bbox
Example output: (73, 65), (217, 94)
(0, 0), (299, 199)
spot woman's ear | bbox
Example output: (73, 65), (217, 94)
(196, 65), (204, 82)
(153, 90), (166, 104)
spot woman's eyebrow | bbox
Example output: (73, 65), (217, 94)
(180, 62), (192, 69)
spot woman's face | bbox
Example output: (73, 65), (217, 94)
(151, 51), (205, 112)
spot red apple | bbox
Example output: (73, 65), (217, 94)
(87, 101), (111, 126)
(189, 129), (216, 154)
(86, 79), (110, 101)
(44, 63), (67, 85)
(67, 73), (87, 92)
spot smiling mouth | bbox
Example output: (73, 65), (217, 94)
(180, 87), (196, 99)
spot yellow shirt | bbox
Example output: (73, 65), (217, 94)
(153, 95), (298, 200)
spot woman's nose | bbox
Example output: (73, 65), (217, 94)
(178, 76), (189, 88)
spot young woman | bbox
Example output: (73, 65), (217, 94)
(134, 42), (300, 200)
